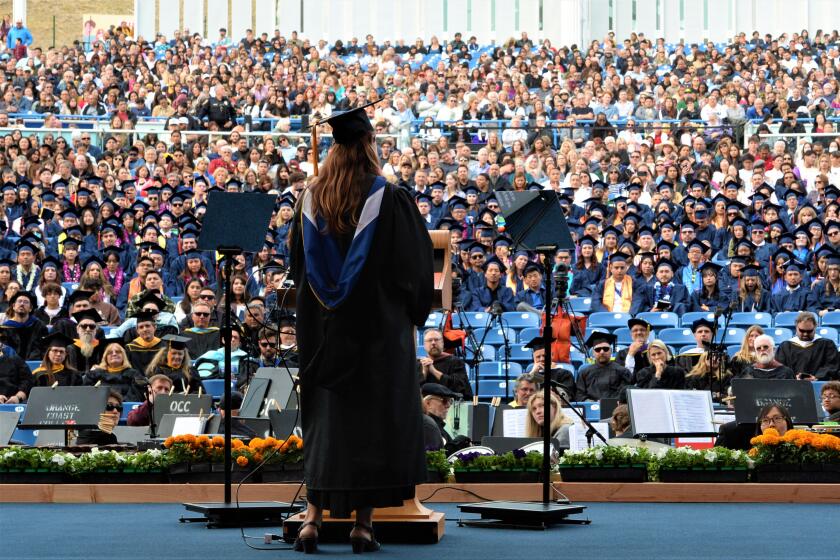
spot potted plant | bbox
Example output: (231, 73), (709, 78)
(72, 448), (130, 484)
(122, 449), (171, 483)
(558, 446), (652, 482)
(452, 450), (543, 483)
(750, 428), (840, 483)
(655, 447), (751, 483)
(0, 447), (72, 483)
(255, 436), (305, 483)
(425, 450), (450, 483)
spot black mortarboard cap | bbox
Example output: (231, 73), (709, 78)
(163, 334), (190, 350)
(41, 331), (74, 349)
(72, 309), (102, 324)
(585, 330), (616, 349)
(313, 100), (377, 145)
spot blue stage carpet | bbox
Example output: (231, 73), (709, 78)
(2, 502), (837, 559)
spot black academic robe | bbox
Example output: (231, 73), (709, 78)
(634, 365), (687, 389)
(615, 347), (650, 381)
(148, 364), (204, 394)
(182, 327), (221, 358)
(126, 338), (163, 374)
(685, 372), (734, 399)
(4, 316), (48, 360)
(775, 339), (840, 380)
(0, 354), (32, 398)
(66, 341), (105, 373)
(741, 363), (796, 380)
(575, 362), (631, 401)
(32, 367), (83, 387)
(417, 353), (473, 398)
(290, 180), (433, 518)
(83, 367), (146, 401)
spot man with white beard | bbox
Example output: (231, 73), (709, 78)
(743, 335), (795, 380)
(65, 309), (104, 373)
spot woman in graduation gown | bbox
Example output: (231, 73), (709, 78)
(32, 332), (83, 387)
(732, 264), (771, 312)
(290, 106), (434, 554)
(143, 335), (203, 394)
(570, 236), (602, 296)
(84, 341), (146, 402)
(808, 254), (840, 314)
(689, 262), (728, 312)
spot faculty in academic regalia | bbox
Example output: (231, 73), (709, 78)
(615, 318), (652, 381)
(125, 310), (164, 373)
(290, 104), (434, 553)
(575, 331), (631, 401)
(775, 312), (840, 380)
(144, 335), (204, 394)
(32, 332), (83, 387)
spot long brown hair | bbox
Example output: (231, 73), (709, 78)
(309, 132), (381, 234)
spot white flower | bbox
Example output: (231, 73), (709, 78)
(147, 449), (162, 458)
(51, 455), (66, 466)
(594, 449), (603, 461)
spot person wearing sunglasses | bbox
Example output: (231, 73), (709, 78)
(66, 309), (104, 373)
(236, 327), (282, 391)
(76, 390), (124, 446)
(575, 331), (630, 401)
(181, 302), (221, 358)
(775, 311), (840, 381)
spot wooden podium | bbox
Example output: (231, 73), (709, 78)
(283, 497), (445, 544)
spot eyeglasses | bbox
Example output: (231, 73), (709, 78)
(78, 323), (97, 330)
(105, 403), (123, 412)
(760, 416), (786, 425)
(199, 294), (216, 300)
(193, 311), (210, 317)
(797, 328), (815, 335)
(821, 393), (840, 401)
(471, 255), (485, 260)
(755, 344), (772, 351)
(259, 341), (277, 348)
(593, 346), (611, 353)
(279, 330), (296, 336)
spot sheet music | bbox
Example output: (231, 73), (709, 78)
(172, 416), (205, 436)
(502, 408), (529, 437)
(568, 422), (610, 451)
(669, 391), (715, 434)
(628, 390), (675, 434)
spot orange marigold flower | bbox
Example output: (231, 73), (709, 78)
(211, 436), (225, 446)
(164, 437), (174, 448)
(197, 435), (211, 446)
(236, 456), (249, 467)
(748, 448), (758, 457)
(249, 437), (264, 449)
(232, 439), (245, 449)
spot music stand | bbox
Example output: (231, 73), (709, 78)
(458, 191), (588, 529)
(183, 191), (297, 527)
(730, 379), (821, 425)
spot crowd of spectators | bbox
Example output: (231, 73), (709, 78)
(0, 21), (839, 431)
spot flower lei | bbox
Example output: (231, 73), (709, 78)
(16, 266), (38, 292)
(62, 261), (81, 283)
(107, 268), (125, 293)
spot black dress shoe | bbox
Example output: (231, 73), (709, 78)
(294, 521), (320, 554)
(350, 523), (380, 554)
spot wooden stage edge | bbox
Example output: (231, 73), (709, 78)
(2, 482), (840, 504)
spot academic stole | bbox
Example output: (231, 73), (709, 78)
(602, 276), (633, 312)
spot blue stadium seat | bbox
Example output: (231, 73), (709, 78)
(62, 282), (79, 293)
(817, 326), (839, 344)
(501, 312), (540, 329)
(680, 312), (722, 328)
(813, 381), (827, 418)
(820, 311), (840, 328)
(26, 361), (39, 372)
(569, 297), (592, 314)
(587, 312), (632, 330)
(767, 328), (793, 345)
(636, 312), (679, 329)
(465, 345), (496, 361)
(474, 327), (517, 345)
(121, 402), (142, 422)
(773, 312), (800, 329)
(518, 327), (542, 343)
(569, 349), (586, 366)
(416, 346), (427, 358)
(476, 379), (516, 399)
(201, 379), (231, 400)
(716, 328), (747, 345)
(727, 345), (741, 357)
(571, 402), (601, 421)
(557, 363), (577, 378)
(658, 328), (696, 347)
(730, 312), (773, 328)
(10, 428), (36, 446)
(498, 343), (532, 362)
(0, 403), (25, 413)
(424, 312), (444, 328)
(614, 327), (633, 345)
(451, 312), (490, 329)
(476, 361), (523, 378)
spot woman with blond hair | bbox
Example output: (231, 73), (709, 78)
(685, 351), (737, 400)
(84, 342), (145, 401)
(634, 340), (687, 389)
(525, 391), (572, 446)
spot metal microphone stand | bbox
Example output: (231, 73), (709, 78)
(707, 305), (735, 403)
